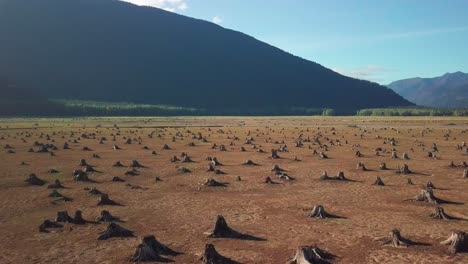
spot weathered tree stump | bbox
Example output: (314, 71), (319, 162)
(207, 164), (215, 172)
(287, 245), (334, 264)
(441, 231), (468, 254)
(112, 176), (125, 182)
(89, 187), (102, 195)
(162, 144), (171, 150)
(130, 160), (144, 168)
(182, 155), (193, 163)
(242, 159), (258, 166)
(39, 220), (62, 233)
(201, 244), (237, 264)
(375, 229), (414, 247)
(96, 210), (119, 222)
(464, 169), (468, 179)
(402, 152), (410, 160)
(73, 210), (87, 224)
(74, 170), (90, 182)
(25, 173), (46, 186)
(113, 161), (124, 167)
(97, 223), (134, 240)
(47, 179), (64, 189)
(391, 151), (398, 159)
(396, 164), (411, 174)
(430, 207), (455, 220)
(373, 176), (385, 186)
(379, 163), (388, 170)
(319, 152), (328, 159)
(308, 205), (335, 219)
(48, 189), (65, 198)
(212, 157), (223, 166)
(265, 176), (276, 184)
(56, 211), (73, 223)
(97, 193), (120, 206)
(357, 162), (368, 171)
(79, 159), (87, 166)
(413, 188), (439, 204)
(203, 179), (225, 187)
(208, 215), (240, 238)
(271, 149), (280, 159)
(407, 178), (414, 185)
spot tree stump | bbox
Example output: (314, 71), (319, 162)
(97, 223), (134, 240)
(74, 170), (90, 182)
(414, 188), (441, 204)
(242, 160), (257, 166)
(463, 169), (468, 179)
(271, 149), (280, 159)
(56, 211), (73, 223)
(162, 144), (171, 150)
(407, 178), (414, 185)
(402, 152), (409, 160)
(319, 152), (328, 159)
(208, 215), (239, 238)
(97, 193), (119, 206)
(112, 176), (125, 182)
(308, 205), (334, 219)
(39, 220), (62, 233)
(48, 189), (65, 198)
(441, 231), (468, 254)
(212, 157), (223, 166)
(287, 245), (334, 264)
(47, 179), (64, 189)
(207, 164), (215, 172)
(201, 244), (237, 264)
(113, 161), (124, 167)
(79, 159), (87, 166)
(89, 187), (102, 195)
(25, 173), (46, 186)
(130, 235), (178, 262)
(130, 160), (144, 168)
(373, 176), (385, 186)
(96, 210), (119, 222)
(391, 151), (398, 159)
(375, 229), (414, 247)
(379, 163), (388, 170)
(430, 207), (454, 220)
(73, 210), (87, 224)
(203, 179), (225, 187)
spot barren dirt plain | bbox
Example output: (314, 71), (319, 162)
(0, 116), (467, 264)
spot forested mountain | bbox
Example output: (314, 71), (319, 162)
(0, 0), (412, 115)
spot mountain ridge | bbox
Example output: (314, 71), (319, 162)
(388, 72), (468, 108)
(0, 0), (412, 115)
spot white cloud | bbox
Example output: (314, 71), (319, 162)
(120, 0), (188, 12)
(212, 16), (223, 25)
(333, 65), (395, 84)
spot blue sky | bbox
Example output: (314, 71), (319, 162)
(121, 0), (468, 84)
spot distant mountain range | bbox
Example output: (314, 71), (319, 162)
(0, 0), (412, 116)
(388, 72), (468, 108)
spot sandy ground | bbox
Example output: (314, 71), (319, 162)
(0, 116), (467, 263)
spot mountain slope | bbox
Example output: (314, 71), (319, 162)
(0, 0), (412, 115)
(388, 72), (468, 108)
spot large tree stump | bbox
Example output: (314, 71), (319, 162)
(212, 157), (223, 166)
(414, 188), (439, 204)
(208, 215), (240, 238)
(242, 159), (258, 166)
(25, 173), (46, 186)
(287, 245), (334, 264)
(97, 223), (134, 240)
(308, 205), (337, 219)
(113, 161), (124, 167)
(429, 207), (455, 220)
(201, 244), (237, 264)
(73, 210), (87, 224)
(441, 231), (468, 254)
(130, 235), (177, 262)
(375, 229), (414, 247)
(97, 193), (120, 206)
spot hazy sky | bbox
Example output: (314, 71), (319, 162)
(121, 0), (468, 84)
